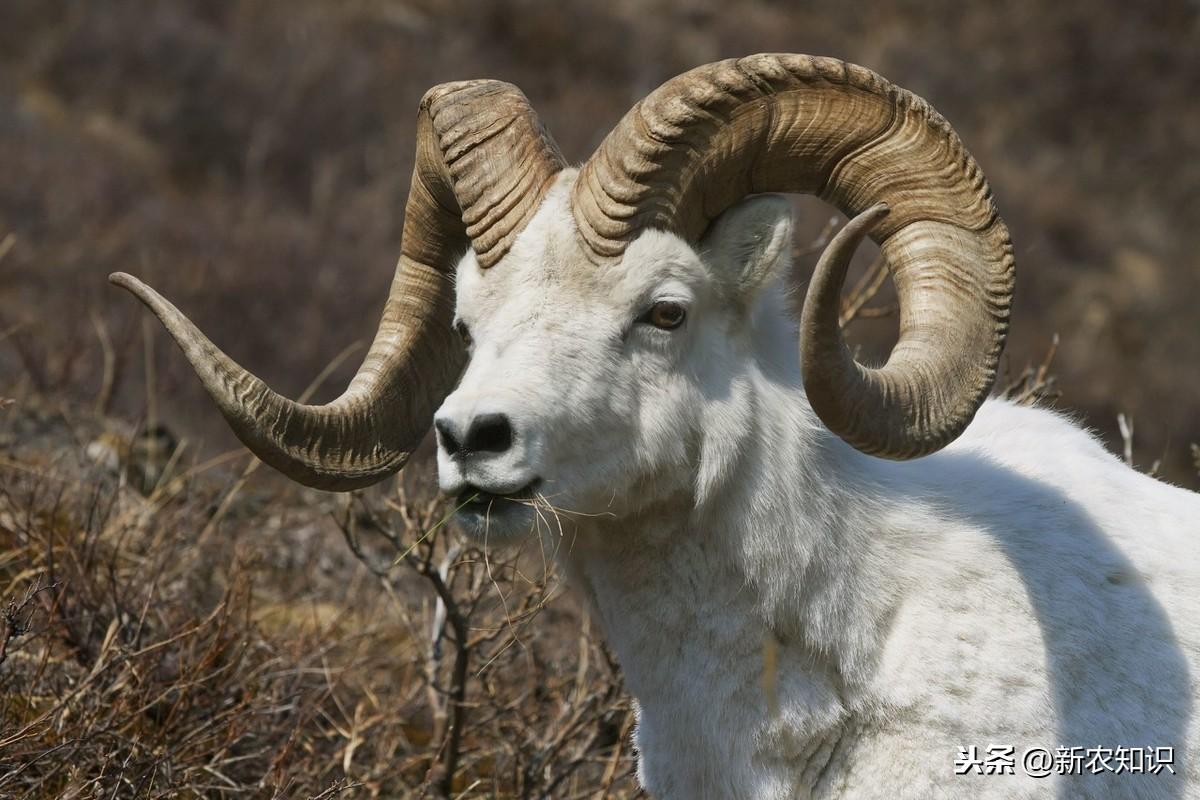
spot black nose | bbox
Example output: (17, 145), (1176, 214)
(437, 413), (513, 458)
(466, 413), (513, 453)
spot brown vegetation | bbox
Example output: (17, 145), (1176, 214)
(0, 401), (642, 797)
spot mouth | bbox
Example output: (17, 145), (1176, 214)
(454, 479), (540, 517)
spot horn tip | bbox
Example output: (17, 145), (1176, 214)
(108, 271), (143, 292)
(866, 202), (891, 220)
(108, 272), (170, 316)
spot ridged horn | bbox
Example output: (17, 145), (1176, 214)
(112, 81), (565, 490)
(572, 54), (1014, 459)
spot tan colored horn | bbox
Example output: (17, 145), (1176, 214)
(112, 81), (565, 490)
(572, 54), (1014, 459)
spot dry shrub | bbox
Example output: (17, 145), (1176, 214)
(0, 401), (642, 798)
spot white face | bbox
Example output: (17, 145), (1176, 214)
(434, 174), (795, 542)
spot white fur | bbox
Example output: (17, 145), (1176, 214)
(435, 172), (1200, 799)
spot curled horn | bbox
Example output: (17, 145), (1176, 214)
(572, 54), (1014, 459)
(112, 81), (565, 489)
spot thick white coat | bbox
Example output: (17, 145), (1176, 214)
(435, 172), (1200, 799)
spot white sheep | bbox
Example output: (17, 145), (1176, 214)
(113, 54), (1200, 799)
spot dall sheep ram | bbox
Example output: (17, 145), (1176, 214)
(112, 54), (1200, 799)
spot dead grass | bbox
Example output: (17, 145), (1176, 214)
(0, 400), (642, 798)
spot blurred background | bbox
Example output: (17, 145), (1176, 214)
(2, 0), (1198, 485)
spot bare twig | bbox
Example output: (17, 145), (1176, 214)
(0, 576), (59, 669)
(838, 255), (890, 328)
(90, 310), (117, 416)
(1000, 334), (1061, 406)
(1117, 413), (1135, 467)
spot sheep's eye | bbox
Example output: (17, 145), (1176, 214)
(640, 301), (687, 331)
(454, 320), (472, 346)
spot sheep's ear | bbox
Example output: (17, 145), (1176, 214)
(701, 194), (794, 292)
